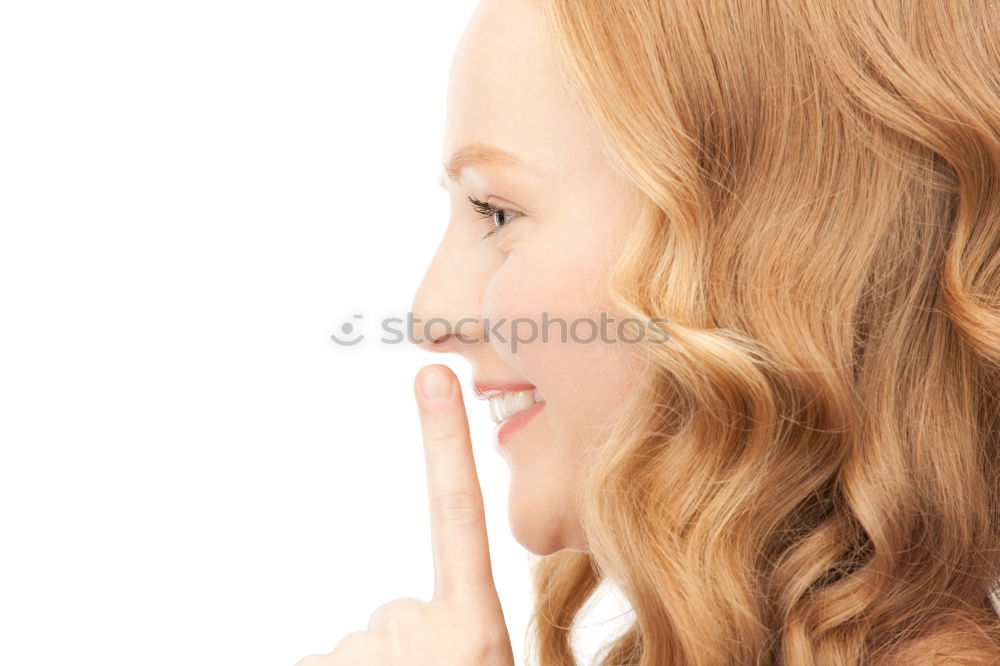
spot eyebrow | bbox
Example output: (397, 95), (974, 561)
(438, 141), (540, 188)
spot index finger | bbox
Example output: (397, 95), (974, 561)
(414, 364), (497, 604)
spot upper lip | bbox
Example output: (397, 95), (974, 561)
(473, 379), (536, 400)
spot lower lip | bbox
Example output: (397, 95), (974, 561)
(496, 400), (546, 445)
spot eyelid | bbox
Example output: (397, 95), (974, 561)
(466, 195), (523, 239)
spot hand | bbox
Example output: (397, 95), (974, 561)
(295, 364), (516, 666)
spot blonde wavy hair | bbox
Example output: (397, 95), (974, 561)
(524, 0), (1000, 663)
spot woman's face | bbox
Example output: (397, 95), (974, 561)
(411, 0), (645, 555)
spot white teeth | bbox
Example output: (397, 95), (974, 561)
(487, 389), (541, 424)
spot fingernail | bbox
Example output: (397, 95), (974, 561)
(420, 369), (453, 402)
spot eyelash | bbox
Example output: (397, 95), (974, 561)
(467, 195), (521, 239)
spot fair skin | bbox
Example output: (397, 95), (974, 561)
(296, 0), (643, 663)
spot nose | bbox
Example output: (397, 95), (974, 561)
(409, 230), (489, 356)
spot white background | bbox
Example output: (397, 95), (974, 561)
(0, 2), (631, 664)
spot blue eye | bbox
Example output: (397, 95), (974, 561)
(467, 195), (521, 239)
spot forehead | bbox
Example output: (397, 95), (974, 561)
(442, 0), (603, 183)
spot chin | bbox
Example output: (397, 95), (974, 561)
(506, 475), (585, 555)
(509, 516), (565, 556)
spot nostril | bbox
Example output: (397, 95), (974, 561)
(430, 332), (453, 346)
(422, 321), (478, 346)
(418, 331), (479, 353)
(432, 332), (476, 346)
(409, 312), (483, 352)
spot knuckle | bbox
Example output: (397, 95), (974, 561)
(331, 630), (372, 658)
(367, 597), (425, 632)
(438, 492), (483, 523)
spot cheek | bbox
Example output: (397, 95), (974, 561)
(483, 253), (642, 447)
(482, 251), (590, 382)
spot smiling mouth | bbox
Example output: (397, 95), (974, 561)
(472, 381), (547, 445)
(494, 397), (545, 445)
(485, 388), (544, 424)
